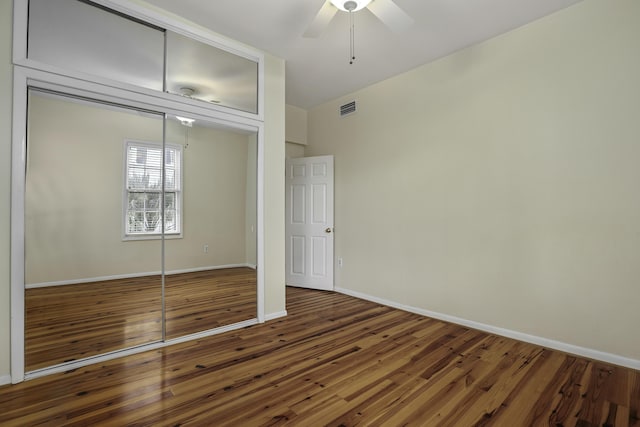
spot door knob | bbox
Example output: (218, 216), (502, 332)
(325, 227), (332, 233)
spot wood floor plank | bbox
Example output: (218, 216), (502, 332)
(25, 267), (257, 370)
(2, 286), (639, 426)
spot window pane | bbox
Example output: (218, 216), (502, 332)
(144, 211), (161, 232)
(28, 0), (164, 91)
(166, 31), (258, 114)
(165, 169), (176, 190)
(127, 167), (146, 189)
(146, 193), (161, 210)
(129, 211), (145, 233)
(164, 209), (177, 232)
(164, 193), (175, 208)
(128, 192), (146, 210)
(147, 169), (162, 190)
(165, 149), (175, 166)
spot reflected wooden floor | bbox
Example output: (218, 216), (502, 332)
(25, 267), (257, 371)
(5, 286), (640, 426)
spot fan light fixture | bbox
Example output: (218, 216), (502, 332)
(329, 0), (373, 64)
(305, 0), (413, 64)
(176, 116), (195, 127)
(329, 0), (371, 12)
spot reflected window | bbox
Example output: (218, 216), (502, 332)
(125, 141), (182, 238)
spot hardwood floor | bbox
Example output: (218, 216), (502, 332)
(4, 286), (639, 426)
(25, 267), (257, 371)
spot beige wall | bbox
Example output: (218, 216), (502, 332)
(285, 142), (305, 159)
(25, 94), (253, 284)
(285, 104), (307, 145)
(264, 54), (286, 317)
(164, 120), (253, 272)
(0, 0), (12, 381)
(245, 134), (258, 267)
(307, 0), (640, 362)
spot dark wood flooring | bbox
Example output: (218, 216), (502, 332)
(2, 286), (638, 426)
(25, 267), (257, 371)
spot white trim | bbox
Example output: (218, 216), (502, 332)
(21, 67), (261, 131)
(25, 264), (254, 289)
(0, 375), (11, 386)
(265, 311), (288, 322)
(256, 125), (265, 323)
(24, 318), (258, 381)
(335, 287), (640, 371)
(10, 68), (28, 383)
(11, 0), (27, 64)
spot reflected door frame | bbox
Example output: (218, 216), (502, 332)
(10, 68), (266, 384)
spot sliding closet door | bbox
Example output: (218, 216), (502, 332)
(24, 89), (165, 371)
(163, 117), (258, 338)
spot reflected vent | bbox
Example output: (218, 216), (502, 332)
(340, 100), (357, 117)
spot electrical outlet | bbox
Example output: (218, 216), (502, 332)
(203, 244), (209, 253)
(338, 258), (343, 267)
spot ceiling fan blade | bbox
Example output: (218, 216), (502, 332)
(303, 0), (338, 38)
(367, 0), (414, 33)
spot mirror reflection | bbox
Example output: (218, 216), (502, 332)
(24, 90), (257, 372)
(28, 0), (165, 91)
(24, 90), (164, 370)
(163, 117), (257, 338)
(166, 30), (259, 114)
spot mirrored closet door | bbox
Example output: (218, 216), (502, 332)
(18, 0), (262, 375)
(24, 91), (260, 372)
(164, 118), (257, 338)
(24, 90), (165, 371)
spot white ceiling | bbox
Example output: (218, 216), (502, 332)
(144, 0), (583, 110)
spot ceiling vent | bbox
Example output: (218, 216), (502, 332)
(340, 100), (357, 117)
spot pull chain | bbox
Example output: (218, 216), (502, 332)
(349, 9), (355, 64)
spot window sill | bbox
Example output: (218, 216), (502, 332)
(122, 233), (183, 242)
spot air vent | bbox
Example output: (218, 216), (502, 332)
(340, 100), (357, 117)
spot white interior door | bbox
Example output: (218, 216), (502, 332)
(285, 156), (334, 290)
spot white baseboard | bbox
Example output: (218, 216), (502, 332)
(336, 287), (640, 371)
(26, 263), (253, 289)
(0, 374), (11, 386)
(265, 310), (287, 322)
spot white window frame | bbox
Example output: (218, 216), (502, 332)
(123, 140), (183, 240)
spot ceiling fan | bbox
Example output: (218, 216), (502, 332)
(303, 0), (413, 38)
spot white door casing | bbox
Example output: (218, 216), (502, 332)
(285, 156), (334, 290)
